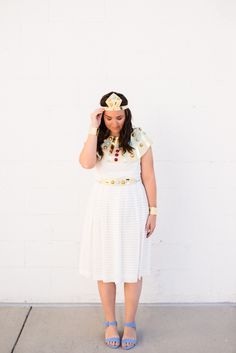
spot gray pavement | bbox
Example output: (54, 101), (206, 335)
(0, 304), (235, 353)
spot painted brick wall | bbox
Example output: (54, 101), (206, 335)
(0, 0), (235, 303)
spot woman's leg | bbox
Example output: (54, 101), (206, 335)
(97, 280), (120, 347)
(122, 276), (143, 348)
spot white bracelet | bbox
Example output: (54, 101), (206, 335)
(88, 126), (98, 136)
(149, 206), (157, 215)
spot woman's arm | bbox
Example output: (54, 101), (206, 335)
(140, 147), (157, 208)
(79, 130), (98, 169)
(140, 146), (157, 237)
(79, 107), (104, 169)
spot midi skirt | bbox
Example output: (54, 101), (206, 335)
(78, 178), (152, 285)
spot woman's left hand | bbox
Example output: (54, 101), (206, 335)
(145, 214), (157, 238)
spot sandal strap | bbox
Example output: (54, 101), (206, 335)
(105, 337), (120, 342)
(123, 321), (136, 328)
(122, 338), (137, 343)
(104, 320), (118, 326)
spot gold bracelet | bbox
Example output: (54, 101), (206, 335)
(149, 206), (157, 215)
(88, 126), (98, 136)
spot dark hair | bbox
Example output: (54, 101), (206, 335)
(97, 91), (135, 159)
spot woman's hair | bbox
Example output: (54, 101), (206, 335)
(97, 91), (135, 159)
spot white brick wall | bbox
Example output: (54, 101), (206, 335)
(0, 0), (235, 303)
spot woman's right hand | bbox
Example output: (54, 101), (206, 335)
(90, 107), (105, 128)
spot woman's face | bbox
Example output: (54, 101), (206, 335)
(103, 110), (126, 136)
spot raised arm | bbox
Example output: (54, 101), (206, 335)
(79, 108), (104, 169)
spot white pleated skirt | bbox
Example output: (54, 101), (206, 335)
(78, 179), (152, 285)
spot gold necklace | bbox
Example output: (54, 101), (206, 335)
(102, 136), (122, 159)
(108, 136), (119, 154)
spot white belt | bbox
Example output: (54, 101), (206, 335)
(96, 177), (141, 186)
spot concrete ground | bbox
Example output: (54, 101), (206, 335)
(0, 304), (235, 353)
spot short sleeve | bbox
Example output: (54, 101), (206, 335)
(130, 127), (153, 159)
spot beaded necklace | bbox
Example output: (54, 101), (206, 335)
(102, 135), (123, 162)
(101, 135), (135, 161)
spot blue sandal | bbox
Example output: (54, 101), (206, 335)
(122, 321), (137, 350)
(104, 320), (121, 349)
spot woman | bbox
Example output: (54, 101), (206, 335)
(78, 91), (157, 349)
